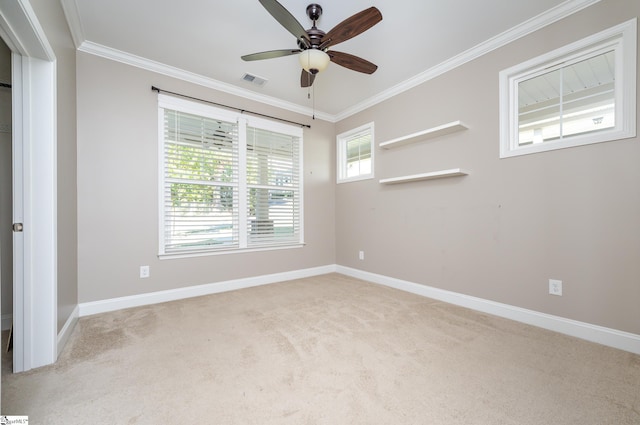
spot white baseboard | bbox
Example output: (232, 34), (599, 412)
(79, 265), (337, 317)
(57, 304), (79, 358)
(75, 263), (640, 355)
(1, 313), (12, 331)
(336, 265), (640, 355)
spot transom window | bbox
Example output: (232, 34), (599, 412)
(499, 19), (636, 158)
(158, 95), (303, 257)
(337, 122), (374, 183)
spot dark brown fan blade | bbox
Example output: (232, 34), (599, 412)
(242, 49), (302, 61)
(328, 51), (378, 74)
(300, 70), (316, 87)
(319, 7), (382, 49)
(259, 0), (310, 46)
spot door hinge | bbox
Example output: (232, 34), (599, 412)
(12, 223), (23, 232)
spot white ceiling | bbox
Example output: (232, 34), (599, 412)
(61, 0), (598, 120)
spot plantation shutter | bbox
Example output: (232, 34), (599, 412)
(245, 126), (301, 246)
(162, 109), (239, 252)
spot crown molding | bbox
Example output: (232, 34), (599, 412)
(77, 41), (333, 122)
(333, 0), (601, 121)
(0, 0), (55, 60)
(67, 0), (599, 124)
(59, 0), (84, 49)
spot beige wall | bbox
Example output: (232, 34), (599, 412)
(335, 0), (640, 334)
(30, 0), (79, 332)
(76, 53), (335, 302)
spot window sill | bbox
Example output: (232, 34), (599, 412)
(337, 174), (374, 184)
(159, 243), (305, 260)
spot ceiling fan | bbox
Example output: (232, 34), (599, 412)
(241, 0), (382, 87)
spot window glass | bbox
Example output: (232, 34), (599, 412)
(159, 95), (303, 257)
(499, 19), (636, 158)
(346, 134), (372, 178)
(337, 122), (374, 183)
(246, 127), (300, 246)
(163, 110), (239, 251)
(517, 51), (615, 146)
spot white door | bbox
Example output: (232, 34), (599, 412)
(11, 52), (25, 372)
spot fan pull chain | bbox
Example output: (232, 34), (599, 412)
(312, 83), (316, 120)
(305, 73), (315, 120)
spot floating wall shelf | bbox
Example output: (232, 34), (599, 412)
(379, 168), (469, 185)
(379, 120), (468, 149)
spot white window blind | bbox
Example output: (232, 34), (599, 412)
(162, 110), (239, 252)
(159, 95), (303, 256)
(246, 126), (301, 246)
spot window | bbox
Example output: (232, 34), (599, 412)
(158, 94), (303, 257)
(337, 122), (374, 183)
(499, 19), (636, 158)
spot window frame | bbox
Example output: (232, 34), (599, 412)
(336, 122), (375, 184)
(157, 94), (304, 258)
(499, 18), (636, 158)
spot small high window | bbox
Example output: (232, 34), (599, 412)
(337, 122), (374, 183)
(499, 19), (636, 158)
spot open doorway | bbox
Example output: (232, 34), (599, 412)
(0, 36), (12, 347)
(0, 38), (11, 352)
(0, 0), (58, 372)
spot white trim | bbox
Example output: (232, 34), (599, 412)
(77, 264), (640, 355)
(0, 0), (55, 60)
(157, 94), (304, 256)
(79, 41), (333, 123)
(24, 56), (58, 370)
(499, 18), (636, 158)
(59, 0), (85, 49)
(57, 305), (79, 357)
(79, 265), (336, 317)
(336, 266), (640, 355)
(34, 56), (58, 368)
(1, 0), (59, 372)
(65, 1), (599, 123)
(334, 0), (601, 121)
(1, 314), (12, 331)
(336, 122), (375, 184)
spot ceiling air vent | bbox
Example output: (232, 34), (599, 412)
(242, 73), (267, 87)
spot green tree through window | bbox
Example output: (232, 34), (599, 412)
(159, 96), (302, 255)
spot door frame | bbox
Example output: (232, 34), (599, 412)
(0, 0), (58, 372)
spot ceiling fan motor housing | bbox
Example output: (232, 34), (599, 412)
(306, 4), (322, 21)
(298, 4), (325, 50)
(298, 27), (326, 49)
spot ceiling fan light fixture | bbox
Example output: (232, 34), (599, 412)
(299, 49), (330, 74)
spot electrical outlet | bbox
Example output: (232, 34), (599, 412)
(549, 279), (562, 296)
(140, 266), (150, 279)
(359, 251), (364, 260)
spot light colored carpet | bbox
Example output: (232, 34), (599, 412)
(3, 273), (639, 424)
